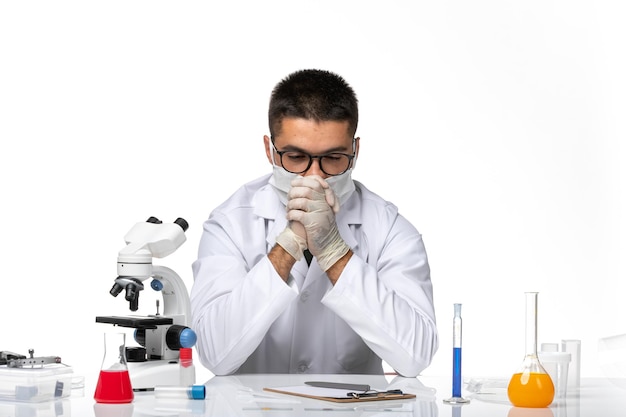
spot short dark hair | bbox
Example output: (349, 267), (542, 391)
(268, 69), (358, 138)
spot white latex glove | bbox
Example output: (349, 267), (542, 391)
(286, 175), (350, 271)
(275, 223), (307, 261)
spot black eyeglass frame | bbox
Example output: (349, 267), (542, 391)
(270, 138), (356, 176)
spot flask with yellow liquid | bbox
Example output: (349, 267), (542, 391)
(507, 292), (555, 408)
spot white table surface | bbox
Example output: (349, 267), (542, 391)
(1, 373), (624, 416)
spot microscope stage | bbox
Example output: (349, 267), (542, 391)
(96, 315), (174, 329)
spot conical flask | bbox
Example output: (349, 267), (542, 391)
(507, 292), (554, 408)
(94, 332), (134, 403)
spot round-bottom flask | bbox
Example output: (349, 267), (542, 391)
(507, 292), (554, 408)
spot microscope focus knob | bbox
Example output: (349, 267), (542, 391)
(126, 346), (147, 363)
(166, 325), (197, 349)
(178, 327), (197, 348)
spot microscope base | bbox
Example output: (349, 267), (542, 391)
(128, 360), (180, 391)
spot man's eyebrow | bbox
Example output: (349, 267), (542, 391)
(279, 143), (350, 154)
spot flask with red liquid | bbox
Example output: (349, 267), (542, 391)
(94, 332), (134, 403)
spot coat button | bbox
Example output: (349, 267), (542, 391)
(297, 363), (309, 373)
(300, 290), (310, 302)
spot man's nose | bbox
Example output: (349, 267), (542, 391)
(304, 157), (326, 177)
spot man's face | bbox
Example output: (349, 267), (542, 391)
(264, 117), (358, 179)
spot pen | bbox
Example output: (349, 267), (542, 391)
(305, 381), (371, 391)
(242, 407), (294, 411)
(303, 408), (354, 412)
(305, 408), (405, 412)
(348, 389), (404, 399)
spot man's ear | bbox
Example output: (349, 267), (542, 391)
(264, 135), (273, 165)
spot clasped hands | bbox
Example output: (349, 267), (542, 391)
(275, 175), (350, 271)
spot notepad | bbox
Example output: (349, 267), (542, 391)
(263, 384), (416, 403)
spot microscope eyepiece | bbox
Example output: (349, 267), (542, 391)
(174, 218), (189, 232)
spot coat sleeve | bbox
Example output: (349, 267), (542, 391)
(190, 212), (297, 375)
(321, 212), (438, 377)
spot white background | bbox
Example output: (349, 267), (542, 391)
(1, 1), (624, 386)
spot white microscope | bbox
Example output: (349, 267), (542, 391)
(96, 217), (196, 391)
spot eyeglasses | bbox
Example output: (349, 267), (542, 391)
(270, 140), (355, 176)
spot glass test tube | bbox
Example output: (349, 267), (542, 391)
(452, 303), (462, 397)
(444, 303), (469, 404)
(562, 339), (581, 392)
(155, 385), (206, 400)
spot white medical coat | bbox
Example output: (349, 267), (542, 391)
(191, 174), (438, 377)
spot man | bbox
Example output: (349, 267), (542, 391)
(191, 69), (438, 377)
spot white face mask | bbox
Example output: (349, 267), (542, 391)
(325, 169), (356, 206)
(269, 165), (298, 205)
(269, 166), (356, 207)
(268, 141), (357, 207)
